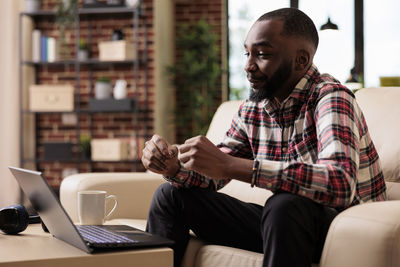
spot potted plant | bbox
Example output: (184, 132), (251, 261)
(79, 135), (91, 159)
(166, 20), (222, 142)
(95, 77), (112, 99)
(55, 0), (78, 59)
(78, 38), (89, 61)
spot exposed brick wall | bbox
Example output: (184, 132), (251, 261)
(29, 0), (225, 188)
(33, 0), (154, 187)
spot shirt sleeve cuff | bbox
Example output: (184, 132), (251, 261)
(163, 165), (188, 185)
(255, 158), (286, 190)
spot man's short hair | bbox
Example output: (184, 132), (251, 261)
(257, 8), (319, 49)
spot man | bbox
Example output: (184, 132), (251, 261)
(141, 8), (386, 267)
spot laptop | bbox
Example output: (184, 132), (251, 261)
(8, 166), (174, 253)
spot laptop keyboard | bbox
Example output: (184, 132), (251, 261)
(77, 225), (139, 245)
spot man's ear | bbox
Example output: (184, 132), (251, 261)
(295, 49), (311, 71)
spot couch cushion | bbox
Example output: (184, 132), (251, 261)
(386, 182), (400, 200)
(206, 100), (242, 145)
(194, 245), (321, 267)
(194, 245), (263, 267)
(355, 87), (400, 182)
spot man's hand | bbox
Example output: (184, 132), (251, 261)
(178, 135), (230, 180)
(141, 135), (180, 177)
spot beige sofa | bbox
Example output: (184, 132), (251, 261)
(61, 87), (400, 267)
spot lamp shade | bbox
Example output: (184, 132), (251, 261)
(320, 17), (339, 30)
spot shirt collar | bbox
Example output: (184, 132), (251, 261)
(286, 64), (319, 103)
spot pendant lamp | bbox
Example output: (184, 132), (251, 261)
(320, 17), (339, 31)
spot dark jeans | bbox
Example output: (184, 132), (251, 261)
(146, 183), (338, 267)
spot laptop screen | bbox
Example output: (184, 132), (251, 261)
(8, 166), (91, 253)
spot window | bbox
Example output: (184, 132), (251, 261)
(228, 1), (400, 97)
(299, 0), (354, 84)
(365, 0), (400, 87)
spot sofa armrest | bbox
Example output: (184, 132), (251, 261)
(60, 172), (165, 223)
(320, 201), (400, 267)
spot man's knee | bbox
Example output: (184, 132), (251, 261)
(261, 192), (314, 229)
(150, 183), (180, 209)
(153, 182), (175, 200)
(147, 183), (189, 234)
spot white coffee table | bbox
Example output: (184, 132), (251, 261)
(0, 224), (173, 267)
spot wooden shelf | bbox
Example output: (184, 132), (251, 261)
(22, 59), (139, 66)
(20, 7), (142, 18)
(22, 158), (142, 164)
(22, 107), (149, 114)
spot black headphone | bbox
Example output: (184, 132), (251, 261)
(0, 204), (42, 234)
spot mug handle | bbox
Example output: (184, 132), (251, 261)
(105, 195), (118, 220)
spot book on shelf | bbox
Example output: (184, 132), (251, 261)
(40, 35), (47, 62)
(47, 37), (57, 62)
(32, 30), (58, 62)
(32, 29), (41, 62)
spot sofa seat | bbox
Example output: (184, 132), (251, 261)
(107, 218), (320, 267)
(105, 219), (271, 267)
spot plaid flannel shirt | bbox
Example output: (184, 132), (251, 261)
(165, 65), (386, 209)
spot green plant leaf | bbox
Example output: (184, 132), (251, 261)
(166, 20), (222, 141)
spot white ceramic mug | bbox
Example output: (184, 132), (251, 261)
(78, 190), (118, 225)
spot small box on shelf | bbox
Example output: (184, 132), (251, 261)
(91, 138), (139, 161)
(29, 84), (74, 112)
(98, 40), (135, 61)
(88, 98), (135, 112)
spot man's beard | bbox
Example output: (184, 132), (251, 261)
(249, 59), (292, 102)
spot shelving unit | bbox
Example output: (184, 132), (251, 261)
(18, 4), (149, 187)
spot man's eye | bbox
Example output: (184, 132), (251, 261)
(258, 52), (270, 58)
(244, 52), (250, 57)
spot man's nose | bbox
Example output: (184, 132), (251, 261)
(245, 58), (257, 73)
